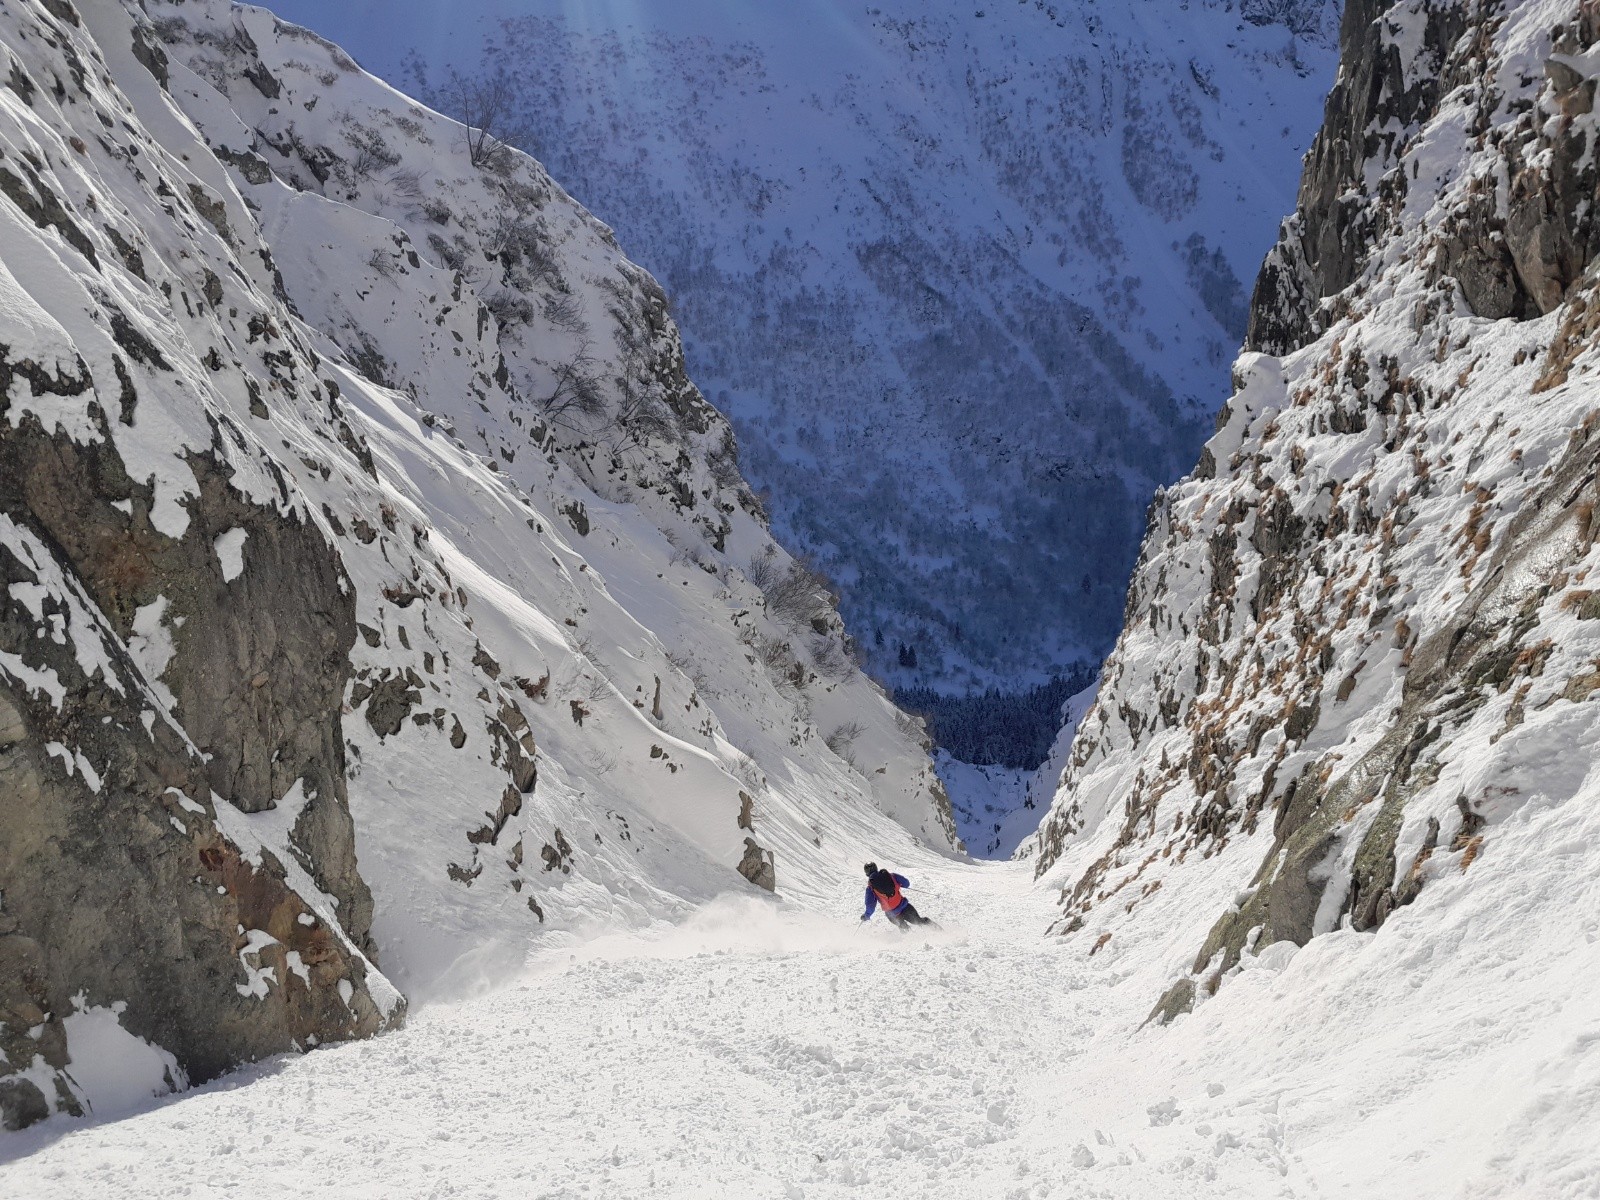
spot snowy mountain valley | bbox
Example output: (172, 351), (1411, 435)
(262, 0), (1342, 693)
(4, 0), (1600, 1196)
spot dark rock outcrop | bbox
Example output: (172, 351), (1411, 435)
(737, 837), (777, 892)
(1249, 0), (1476, 353)
(0, 417), (397, 1128)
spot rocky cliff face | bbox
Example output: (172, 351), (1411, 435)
(1250, 0), (1600, 352)
(0, 0), (953, 1127)
(0, 0), (402, 1126)
(1027, 0), (1600, 1020)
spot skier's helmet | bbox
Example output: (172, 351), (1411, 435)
(863, 862), (878, 877)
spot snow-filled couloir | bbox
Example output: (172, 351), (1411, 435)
(4, 0), (1598, 1193)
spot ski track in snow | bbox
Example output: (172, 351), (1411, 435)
(5, 851), (1596, 1198)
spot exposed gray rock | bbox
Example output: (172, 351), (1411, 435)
(0, 415), (399, 1127)
(1254, 3), (1600, 350)
(363, 672), (421, 741)
(1175, 420), (1600, 1004)
(737, 837), (777, 892)
(3, 414), (374, 950)
(1248, 0), (1474, 352)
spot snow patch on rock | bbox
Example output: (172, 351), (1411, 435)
(212, 528), (247, 583)
(58, 1002), (188, 1121)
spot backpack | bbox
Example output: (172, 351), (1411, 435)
(869, 869), (900, 908)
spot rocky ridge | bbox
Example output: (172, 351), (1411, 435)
(1027, 0), (1600, 1020)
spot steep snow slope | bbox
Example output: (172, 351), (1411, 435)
(5, 853), (1594, 1196)
(0, 0), (953, 1126)
(1027, 0), (1600, 1037)
(146, 0), (958, 891)
(261, 0), (1341, 690)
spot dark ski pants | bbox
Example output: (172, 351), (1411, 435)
(888, 901), (929, 927)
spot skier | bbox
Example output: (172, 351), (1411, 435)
(860, 862), (932, 928)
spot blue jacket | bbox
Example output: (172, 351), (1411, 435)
(862, 873), (910, 920)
